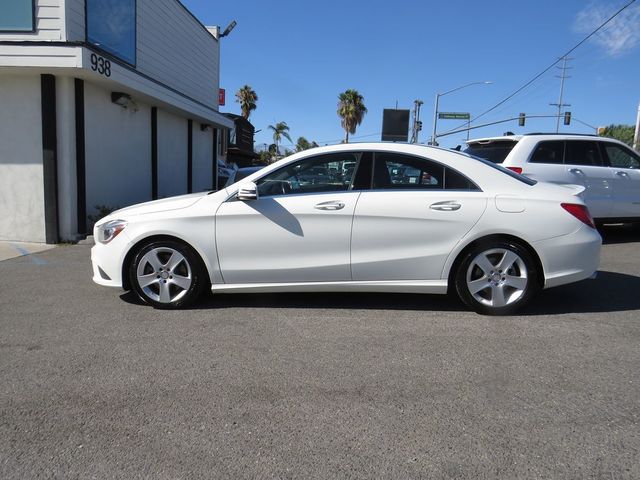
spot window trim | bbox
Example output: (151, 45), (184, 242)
(84, 0), (138, 67)
(0, 0), (36, 33)
(371, 151), (481, 192)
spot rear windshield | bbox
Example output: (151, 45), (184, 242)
(464, 141), (517, 164)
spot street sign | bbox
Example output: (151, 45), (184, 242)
(438, 112), (470, 120)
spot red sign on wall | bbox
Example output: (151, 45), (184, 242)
(218, 88), (226, 106)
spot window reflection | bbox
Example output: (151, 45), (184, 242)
(86, 0), (136, 65)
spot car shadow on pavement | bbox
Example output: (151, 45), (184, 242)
(120, 271), (640, 315)
(520, 271), (640, 315)
(599, 223), (640, 245)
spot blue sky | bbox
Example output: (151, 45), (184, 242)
(183, 0), (640, 149)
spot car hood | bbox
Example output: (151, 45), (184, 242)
(106, 191), (210, 219)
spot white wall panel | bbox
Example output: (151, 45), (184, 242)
(192, 126), (214, 192)
(157, 109), (188, 198)
(0, 75), (46, 242)
(84, 81), (152, 220)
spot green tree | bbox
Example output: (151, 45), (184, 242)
(235, 85), (258, 120)
(337, 89), (367, 143)
(598, 124), (635, 147)
(295, 136), (319, 152)
(268, 121), (292, 158)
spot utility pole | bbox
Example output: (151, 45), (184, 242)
(634, 101), (640, 151)
(411, 99), (423, 143)
(550, 56), (572, 133)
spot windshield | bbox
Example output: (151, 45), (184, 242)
(464, 141), (517, 164)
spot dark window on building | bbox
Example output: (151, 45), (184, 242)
(530, 141), (565, 164)
(86, 0), (136, 65)
(0, 0), (34, 31)
(565, 141), (604, 166)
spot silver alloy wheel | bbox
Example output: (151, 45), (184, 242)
(465, 248), (528, 308)
(136, 247), (193, 304)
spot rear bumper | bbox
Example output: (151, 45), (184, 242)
(533, 224), (602, 289)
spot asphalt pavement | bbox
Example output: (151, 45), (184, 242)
(1, 226), (639, 479)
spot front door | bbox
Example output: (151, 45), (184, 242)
(215, 152), (361, 284)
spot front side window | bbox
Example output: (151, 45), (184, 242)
(86, 0), (136, 65)
(530, 141), (564, 164)
(565, 141), (604, 166)
(603, 143), (640, 169)
(257, 153), (359, 197)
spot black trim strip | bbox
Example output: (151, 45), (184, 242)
(0, 0), (36, 33)
(41, 74), (59, 244)
(212, 128), (218, 190)
(75, 78), (87, 235)
(151, 107), (158, 199)
(187, 119), (193, 193)
(0, 41), (228, 121)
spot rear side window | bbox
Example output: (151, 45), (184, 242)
(371, 152), (480, 191)
(463, 141), (517, 164)
(530, 141), (564, 164)
(565, 141), (604, 166)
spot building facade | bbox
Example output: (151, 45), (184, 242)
(0, 0), (233, 243)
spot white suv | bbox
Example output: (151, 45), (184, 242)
(465, 133), (640, 223)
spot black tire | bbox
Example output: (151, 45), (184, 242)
(129, 239), (208, 309)
(454, 240), (541, 316)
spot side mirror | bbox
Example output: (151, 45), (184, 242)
(237, 182), (258, 201)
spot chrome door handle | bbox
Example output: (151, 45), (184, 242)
(568, 168), (584, 175)
(430, 201), (461, 211)
(314, 201), (345, 211)
(615, 171), (629, 177)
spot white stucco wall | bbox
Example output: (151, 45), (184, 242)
(84, 81), (152, 219)
(192, 126), (214, 192)
(0, 75), (46, 242)
(157, 110), (188, 198)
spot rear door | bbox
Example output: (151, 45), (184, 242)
(601, 142), (640, 218)
(563, 140), (614, 218)
(351, 152), (487, 281)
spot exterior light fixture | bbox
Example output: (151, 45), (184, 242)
(220, 20), (237, 38)
(110, 92), (137, 111)
(200, 123), (212, 132)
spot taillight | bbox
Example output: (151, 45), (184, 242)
(506, 166), (523, 174)
(561, 203), (596, 229)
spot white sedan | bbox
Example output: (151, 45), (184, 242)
(91, 143), (601, 315)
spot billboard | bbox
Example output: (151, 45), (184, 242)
(381, 109), (410, 142)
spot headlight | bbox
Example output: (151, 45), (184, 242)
(97, 219), (127, 244)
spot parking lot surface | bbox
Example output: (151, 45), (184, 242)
(1, 226), (639, 479)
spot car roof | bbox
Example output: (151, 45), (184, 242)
(465, 132), (613, 145)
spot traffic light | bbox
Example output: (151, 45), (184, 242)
(518, 113), (526, 127)
(564, 111), (571, 125)
(417, 120), (423, 131)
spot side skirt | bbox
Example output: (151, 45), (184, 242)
(211, 280), (448, 295)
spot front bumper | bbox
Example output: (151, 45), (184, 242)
(90, 231), (133, 288)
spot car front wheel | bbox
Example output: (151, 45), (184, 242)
(129, 240), (207, 309)
(455, 241), (541, 316)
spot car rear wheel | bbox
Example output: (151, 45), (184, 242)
(455, 241), (540, 316)
(129, 240), (207, 309)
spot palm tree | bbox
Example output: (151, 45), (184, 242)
(235, 85), (258, 120)
(337, 89), (367, 143)
(268, 121), (292, 158)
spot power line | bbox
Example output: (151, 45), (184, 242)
(442, 0), (637, 135)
